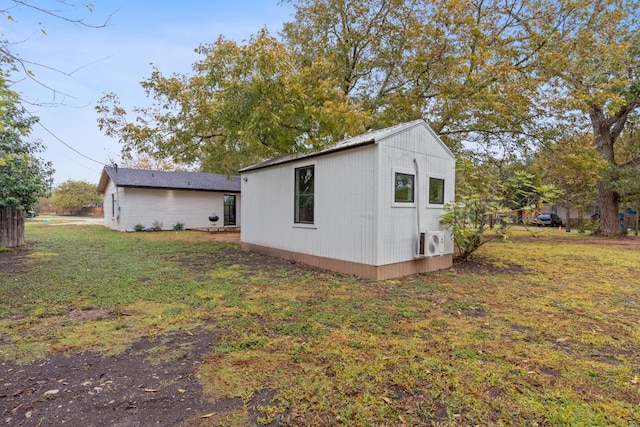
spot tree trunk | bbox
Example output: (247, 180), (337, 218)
(0, 207), (25, 248)
(564, 202), (571, 232)
(590, 108), (625, 237)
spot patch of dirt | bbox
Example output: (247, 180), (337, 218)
(0, 244), (33, 274)
(0, 328), (276, 427)
(450, 257), (528, 276)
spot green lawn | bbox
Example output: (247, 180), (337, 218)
(1, 223), (639, 426)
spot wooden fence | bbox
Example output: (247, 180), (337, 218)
(0, 207), (25, 248)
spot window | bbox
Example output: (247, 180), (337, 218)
(111, 194), (115, 217)
(295, 165), (314, 224)
(429, 177), (445, 204)
(223, 194), (236, 226)
(394, 172), (415, 203)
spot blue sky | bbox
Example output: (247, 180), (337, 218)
(6, 1), (295, 186)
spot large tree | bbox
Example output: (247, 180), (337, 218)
(533, 133), (603, 231)
(540, 0), (640, 236)
(282, 0), (561, 153)
(0, 78), (53, 247)
(50, 179), (101, 214)
(96, 30), (367, 175)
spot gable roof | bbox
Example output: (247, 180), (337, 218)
(239, 119), (454, 173)
(97, 167), (241, 194)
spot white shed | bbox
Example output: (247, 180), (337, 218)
(97, 167), (241, 232)
(240, 119), (455, 280)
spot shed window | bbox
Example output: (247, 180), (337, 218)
(429, 178), (445, 204)
(295, 165), (314, 224)
(394, 173), (415, 203)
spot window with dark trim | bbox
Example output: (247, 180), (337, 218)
(295, 165), (314, 224)
(429, 177), (445, 204)
(394, 172), (415, 203)
(223, 194), (236, 226)
(111, 194), (115, 217)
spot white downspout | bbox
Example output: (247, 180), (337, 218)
(413, 158), (422, 257)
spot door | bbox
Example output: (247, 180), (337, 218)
(223, 194), (236, 226)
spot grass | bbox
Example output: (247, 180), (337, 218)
(1, 223), (639, 426)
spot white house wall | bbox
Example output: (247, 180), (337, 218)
(106, 187), (239, 232)
(103, 180), (118, 230)
(375, 124), (456, 265)
(241, 145), (378, 265)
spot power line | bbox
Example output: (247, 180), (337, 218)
(34, 119), (105, 166)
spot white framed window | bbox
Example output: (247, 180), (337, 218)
(392, 168), (416, 207)
(428, 177), (445, 205)
(294, 165), (314, 224)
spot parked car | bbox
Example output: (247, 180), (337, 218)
(24, 210), (36, 218)
(536, 213), (562, 227)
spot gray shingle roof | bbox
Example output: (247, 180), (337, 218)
(98, 167), (240, 193)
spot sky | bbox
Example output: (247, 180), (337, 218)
(5, 0), (295, 186)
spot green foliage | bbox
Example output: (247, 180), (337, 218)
(50, 179), (101, 213)
(441, 156), (558, 260)
(172, 221), (185, 231)
(134, 223), (145, 232)
(96, 30), (367, 175)
(534, 133), (603, 219)
(150, 220), (163, 231)
(0, 79), (54, 211)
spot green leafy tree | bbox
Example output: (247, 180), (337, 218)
(50, 179), (101, 214)
(533, 134), (604, 231)
(539, 0), (640, 236)
(96, 30), (367, 175)
(283, 0), (560, 152)
(441, 155), (557, 261)
(0, 78), (53, 247)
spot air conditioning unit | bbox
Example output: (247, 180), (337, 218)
(418, 232), (445, 257)
(426, 232), (444, 256)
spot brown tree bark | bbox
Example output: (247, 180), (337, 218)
(0, 207), (25, 248)
(590, 106), (628, 237)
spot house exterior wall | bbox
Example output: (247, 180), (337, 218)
(103, 184), (240, 231)
(241, 145), (378, 265)
(375, 125), (456, 266)
(241, 121), (455, 279)
(103, 180), (118, 230)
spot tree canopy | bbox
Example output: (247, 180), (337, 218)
(50, 179), (101, 213)
(96, 0), (640, 236)
(97, 30), (367, 175)
(0, 77), (53, 211)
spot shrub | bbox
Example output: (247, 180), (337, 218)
(151, 220), (163, 231)
(134, 223), (145, 232)
(172, 221), (185, 231)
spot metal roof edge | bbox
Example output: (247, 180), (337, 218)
(240, 138), (376, 173)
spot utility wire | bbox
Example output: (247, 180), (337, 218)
(35, 119), (105, 166)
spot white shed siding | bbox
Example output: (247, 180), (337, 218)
(241, 120), (455, 277)
(375, 123), (456, 265)
(242, 145), (378, 264)
(112, 188), (238, 232)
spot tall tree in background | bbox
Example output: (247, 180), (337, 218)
(541, 0), (640, 236)
(96, 0), (640, 239)
(283, 0), (561, 153)
(533, 134), (604, 231)
(97, 30), (367, 175)
(0, 78), (53, 247)
(50, 179), (101, 214)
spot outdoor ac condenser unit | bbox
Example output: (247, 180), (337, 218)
(418, 232), (445, 257)
(426, 232), (444, 256)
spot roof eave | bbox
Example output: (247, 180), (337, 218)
(240, 138), (376, 173)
